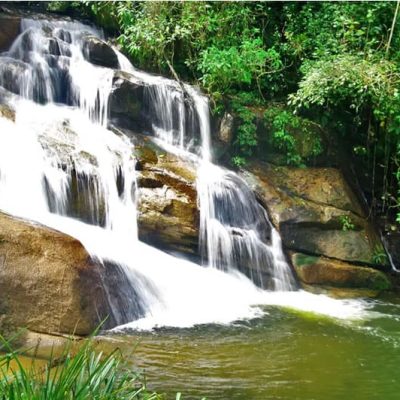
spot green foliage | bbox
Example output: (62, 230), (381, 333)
(289, 52), (400, 222)
(282, 2), (398, 60)
(199, 38), (268, 94)
(339, 215), (356, 232)
(264, 106), (323, 166)
(46, 1), (89, 16)
(231, 95), (258, 158)
(289, 55), (399, 114)
(66, 1), (400, 226)
(0, 335), (161, 400)
(85, 1), (120, 32)
(231, 156), (247, 168)
(372, 245), (389, 266)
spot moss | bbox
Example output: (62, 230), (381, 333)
(292, 253), (320, 268)
(359, 269), (391, 291)
(292, 253), (391, 291)
(134, 145), (158, 165)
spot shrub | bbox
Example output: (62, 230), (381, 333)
(0, 334), (161, 400)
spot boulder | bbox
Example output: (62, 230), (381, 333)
(0, 15), (20, 52)
(241, 162), (389, 270)
(0, 212), (142, 336)
(109, 71), (150, 133)
(133, 135), (199, 256)
(109, 71), (198, 144)
(291, 253), (391, 290)
(281, 226), (378, 265)
(82, 35), (119, 69)
(0, 59), (29, 95)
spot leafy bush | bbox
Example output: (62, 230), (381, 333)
(0, 335), (161, 400)
(263, 106), (323, 166)
(230, 95), (259, 159)
(199, 38), (268, 94)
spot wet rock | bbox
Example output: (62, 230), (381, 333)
(0, 103), (15, 121)
(0, 212), (141, 335)
(241, 162), (388, 270)
(217, 112), (234, 144)
(383, 230), (400, 268)
(0, 59), (30, 95)
(282, 227), (378, 265)
(109, 71), (198, 144)
(0, 15), (21, 52)
(82, 35), (119, 69)
(109, 71), (149, 133)
(134, 136), (199, 256)
(291, 253), (391, 291)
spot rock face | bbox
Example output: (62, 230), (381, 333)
(0, 59), (29, 95)
(82, 35), (119, 69)
(109, 71), (150, 133)
(134, 135), (199, 257)
(218, 112), (234, 144)
(0, 212), (141, 335)
(0, 15), (20, 52)
(291, 253), (390, 290)
(241, 162), (391, 290)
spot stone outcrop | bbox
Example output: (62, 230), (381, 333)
(291, 253), (390, 290)
(109, 71), (150, 133)
(0, 14), (20, 52)
(241, 162), (391, 290)
(134, 135), (199, 256)
(0, 212), (141, 336)
(82, 35), (119, 69)
(0, 59), (29, 95)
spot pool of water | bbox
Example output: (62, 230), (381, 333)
(103, 296), (400, 400)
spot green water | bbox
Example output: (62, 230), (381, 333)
(104, 297), (400, 400)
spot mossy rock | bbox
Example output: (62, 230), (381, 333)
(241, 162), (388, 268)
(291, 252), (391, 291)
(135, 136), (199, 256)
(0, 104), (15, 121)
(281, 226), (382, 266)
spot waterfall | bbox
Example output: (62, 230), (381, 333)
(0, 17), (367, 330)
(116, 53), (296, 290)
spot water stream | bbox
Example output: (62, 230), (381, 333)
(0, 16), (382, 331)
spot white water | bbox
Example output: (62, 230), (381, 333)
(116, 51), (296, 290)
(0, 17), (374, 330)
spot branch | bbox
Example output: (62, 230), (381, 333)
(165, 58), (192, 103)
(386, 0), (400, 57)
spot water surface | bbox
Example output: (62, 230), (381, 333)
(105, 297), (400, 400)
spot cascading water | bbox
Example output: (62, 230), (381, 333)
(117, 53), (296, 290)
(0, 16), (369, 330)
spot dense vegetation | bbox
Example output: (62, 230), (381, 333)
(0, 335), (161, 400)
(43, 1), (400, 225)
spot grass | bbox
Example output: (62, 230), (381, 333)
(0, 332), (162, 400)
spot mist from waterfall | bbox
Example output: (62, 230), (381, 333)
(0, 17), (371, 330)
